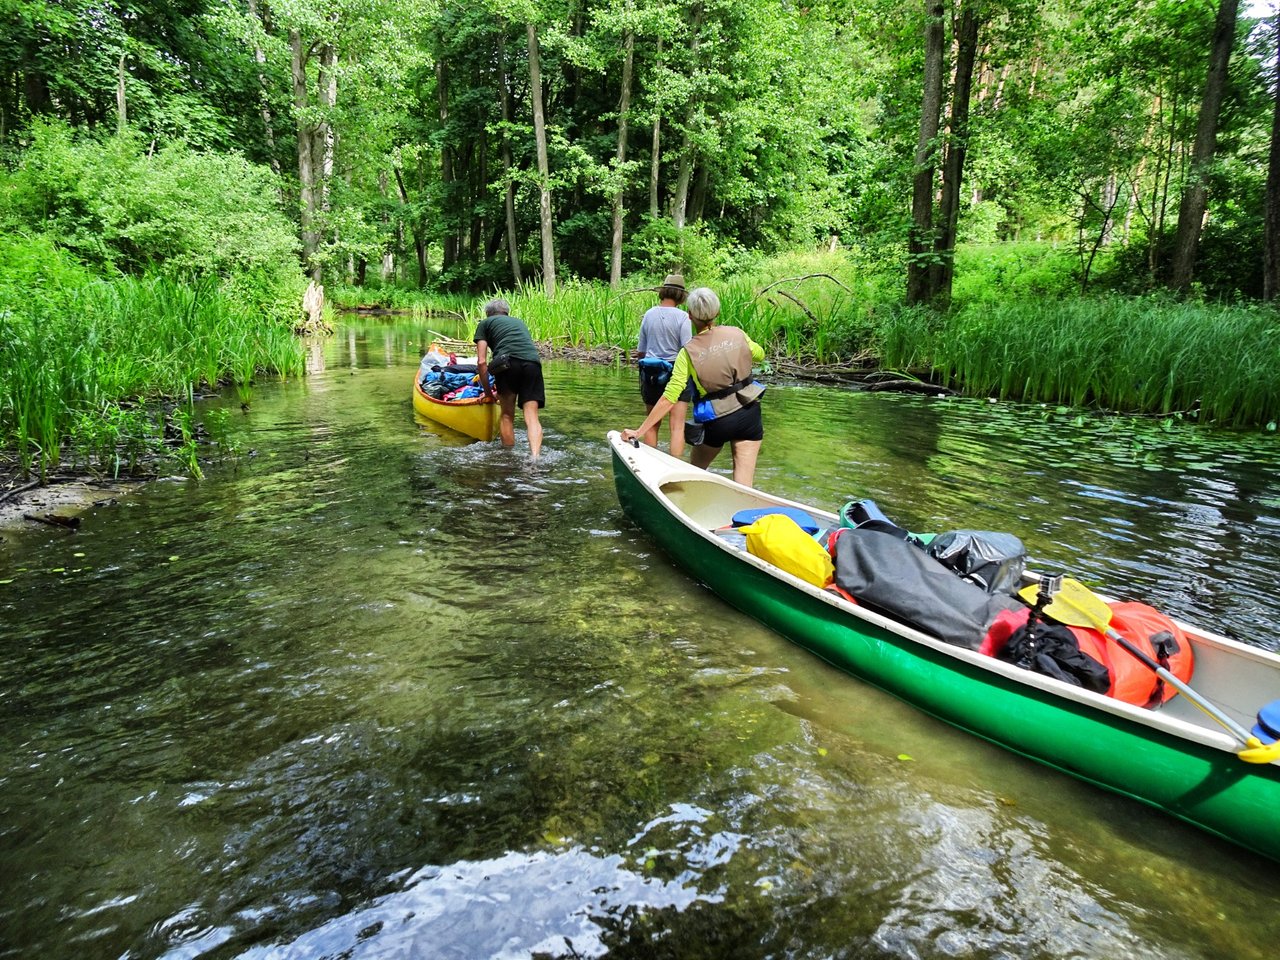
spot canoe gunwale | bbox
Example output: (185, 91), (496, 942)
(609, 430), (1280, 862)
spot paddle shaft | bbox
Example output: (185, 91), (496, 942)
(1100, 625), (1256, 744)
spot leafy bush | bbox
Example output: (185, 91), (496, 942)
(0, 119), (300, 282)
(623, 216), (737, 281)
(952, 242), (1079, 302)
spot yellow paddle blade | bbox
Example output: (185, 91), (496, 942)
(1018, 577), (1113, 632)
(1237, 737), (1280, 764)
(1019, 578), (1276, 762)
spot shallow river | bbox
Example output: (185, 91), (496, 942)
(2, 319), (1279, 960)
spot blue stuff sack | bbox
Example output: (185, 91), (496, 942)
(692, 398), (717, 423)
(639, 357), (674, 393)
(732, 506), (821, 535)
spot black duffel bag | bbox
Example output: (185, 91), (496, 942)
(926, 530), (1027, 595)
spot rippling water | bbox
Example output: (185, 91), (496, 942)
(1, 319), (1278, 959)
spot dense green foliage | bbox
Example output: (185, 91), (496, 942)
(1, 0), (1278, 446)
(1, 121), (301, 280)
(8, 0), (1270, 296)
(0, 124), (307, 479)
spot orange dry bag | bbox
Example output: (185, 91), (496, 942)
(1104, 601), (1193, 705)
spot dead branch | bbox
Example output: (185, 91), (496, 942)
(24, 512), (80, 530)
(606, 286), (661, 307)
(770, 289), (818, 325)
(752, 273), (854, 303)
(0, 479), (41, 506)
(864, 379), (955, 395)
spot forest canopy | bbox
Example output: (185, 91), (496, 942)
(0, 0), (1278, 300)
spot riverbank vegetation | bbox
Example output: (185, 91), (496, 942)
(0, 126), (306, 480)
(2, 0), (1279, 483)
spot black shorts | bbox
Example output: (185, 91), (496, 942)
(699, 401), (764, 448)
(639, 366), (695, 406)
(495, 359), (545, 408)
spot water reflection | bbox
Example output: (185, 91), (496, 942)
(1, 320), (1278, 959)
(217, 842), (715, 960)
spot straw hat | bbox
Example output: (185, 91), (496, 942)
(662, 273), (685, 290)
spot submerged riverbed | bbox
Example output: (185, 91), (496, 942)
(2, 320), (1279, 959)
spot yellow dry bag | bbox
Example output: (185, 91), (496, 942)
(738, 514), (833, 588)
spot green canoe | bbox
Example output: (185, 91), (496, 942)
(608, 431), (1280, 863)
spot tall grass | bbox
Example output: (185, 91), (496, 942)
(330, 245), (1277, 427)
(501, 250), (890, 363)
(901, 297), (1280, 426)
(0, 272), (305, 479)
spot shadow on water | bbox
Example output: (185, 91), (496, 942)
(1, 319), (1279, 959)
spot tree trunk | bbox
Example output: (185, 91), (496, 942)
(906, 0), (946, 306)
(437, 57), (457, 272)
(473, 126), (487, 264)
(690, 161), (710, 223)
(610, 30), (635, 289)
(930, 2), (980, 307)
(527, 22), (556, 298)
(1170, 0), (1239, 292)
(672, 130), (694, 229)
(116, 53), (127, 133)
(498, 31), (523, 286)
(248, 0), (282, 177)
(1100, 172), (1117, 246)
(379, 168), (395, 283)
(672, 7), (703, 230)
(649, 37), (663, 218)
(393, 161), (428, 288)
(289, 29), (319, 279)
(1266, 16), (1280, 299)
(317, 43), (336, 230)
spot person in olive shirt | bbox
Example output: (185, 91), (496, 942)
(475, 298), (545, 458)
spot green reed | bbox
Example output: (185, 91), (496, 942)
(0, 273), (305, 479)
(329, 249), (1277, 427)
(905, 297), (1280, 426)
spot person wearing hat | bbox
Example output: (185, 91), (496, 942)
(633, 273), (694, 456)
(623, 286), (766, 487)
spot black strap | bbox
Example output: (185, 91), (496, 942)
(1146, 630), (1177, 707)
(698, 376), (754, 402)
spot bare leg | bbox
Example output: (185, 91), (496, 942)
(668, 401), (688, 458)
(498, 393), (517, 447)
(691, 443), (722, 471)
(522, 399), (543, 459)
(729, 439), (761, 487)
(642, 403), (658, 447)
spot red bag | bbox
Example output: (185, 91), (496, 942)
(982, 602), (1193, 706)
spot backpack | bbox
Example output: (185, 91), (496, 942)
(831, 527), (1021, 649)
(926, 530), (1027, 594)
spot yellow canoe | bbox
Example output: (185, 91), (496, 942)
(412, 376), (500, 442)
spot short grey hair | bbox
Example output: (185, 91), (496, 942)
(686, 287), (720, 324)
(484, 298), (511, 317)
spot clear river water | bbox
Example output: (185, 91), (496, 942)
(2, 318), (1279, 960)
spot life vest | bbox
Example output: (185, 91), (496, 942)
(684, 327), (763, 419)
(983, 601), (1193, 706)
